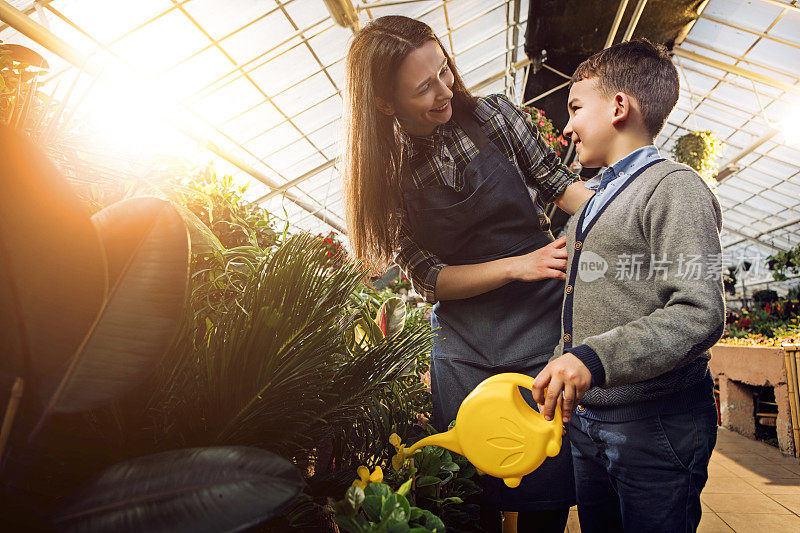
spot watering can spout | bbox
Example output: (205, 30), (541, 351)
(406, 429), (462, 456)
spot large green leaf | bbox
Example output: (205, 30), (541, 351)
(54, 446), (305, 533)
(32, 197), (190, 432)
(375, 296), (406, 338)
(0, 125), (106, 409)
(171, 203), (223, 255)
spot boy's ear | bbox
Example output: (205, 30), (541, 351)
(610, 92), (630, 127)
(375, 96), (395, 116)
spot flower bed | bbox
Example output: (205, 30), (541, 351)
(721, 298), (800, 347)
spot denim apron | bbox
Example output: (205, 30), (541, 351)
(402, 111), (575, 511)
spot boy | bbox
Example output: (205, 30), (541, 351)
(531, 39), (725, 532)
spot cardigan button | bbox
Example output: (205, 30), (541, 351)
(563, 333), (572, 343)
(566, 284), (573, 294)
(576, 405), (586, 413)
(575, 241), (583, 250)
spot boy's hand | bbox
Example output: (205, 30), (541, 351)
(532, 353), (592, 424)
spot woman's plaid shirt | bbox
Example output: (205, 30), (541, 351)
(393, 94), (578, 303)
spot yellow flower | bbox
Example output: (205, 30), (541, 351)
(370, 465), (383, 483)
(392, 446), (407, 472)
(389, 433), (410, 472)
(352, 465), (383, 489)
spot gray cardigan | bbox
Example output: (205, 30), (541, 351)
(554, 158), (725, 421)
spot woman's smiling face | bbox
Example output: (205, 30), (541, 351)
(388, 40), (455, 136)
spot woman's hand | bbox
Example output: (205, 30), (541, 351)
(434, 236), (568, 300)
(512, 236), (568, 282)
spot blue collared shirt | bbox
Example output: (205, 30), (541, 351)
(581, 145), (661, 231)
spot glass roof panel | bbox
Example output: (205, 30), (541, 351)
(56, 0), (172, 44)
(218, 12), (300, 66)
(183, 0), (278, 40)
(747, 38), (800, 78)
(687, 18), (759, 57)
(190, 76), (266, 124)
(247, 43), (320, 96)
(283, 0), (329, 29)
(702, 0), (784, 30)
(292, 95), (343, 134)
(109, 9), (208, 72)
(159, 46), (233, 98)
(306, 25), (352, 67)
(270, 71), (337, 117)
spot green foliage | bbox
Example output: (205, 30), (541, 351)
(672, 130), (725, 186)
(156, 166), (281, 332)
(724, 302), (800, 339)
(335, 427), (484, 532)
(0, 43), (48, 129)
(386, 428), (482, 530)
(174, 167), (279, 252)
(767, 244), (800, 281)
(53, 447), (305, 533)
(723, 266), (737, 296)
(0, 128), (301, 531)
(38, 234), (435, 530)
(334, 483), (446, 533)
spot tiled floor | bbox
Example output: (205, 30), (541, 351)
(562, 427), (800, 532)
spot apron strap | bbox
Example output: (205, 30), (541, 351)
(455, 109), (491, 151)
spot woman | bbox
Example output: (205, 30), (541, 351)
(342, 16), (592, 532)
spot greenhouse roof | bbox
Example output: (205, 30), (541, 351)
(1, 0), (799, 281)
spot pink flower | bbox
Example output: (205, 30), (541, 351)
(538, 120), (546, 127)
(419, 369), (431, 393)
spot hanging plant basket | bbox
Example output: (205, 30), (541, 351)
(672, 130), (725, 186)
(767, 243), (800, 281)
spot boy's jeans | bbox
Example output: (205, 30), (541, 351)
(569, 401), (718, 533)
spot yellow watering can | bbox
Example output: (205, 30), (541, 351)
(405, 373), (562, 488)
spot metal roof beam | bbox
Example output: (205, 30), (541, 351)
(621, 0), (647, 42)
(715, 130), (779, 182)
(724, 215), (800, 251)
(698, 13), (800, 51)
(673, 47), (800, 97)
(757, 0), (800, 14)
(605, 0), (630, 48)
(722, 227), (784, 252)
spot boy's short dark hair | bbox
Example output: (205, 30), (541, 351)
(572, 39), (679, 139)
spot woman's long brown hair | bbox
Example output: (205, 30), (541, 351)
(342, 16), (476, 271)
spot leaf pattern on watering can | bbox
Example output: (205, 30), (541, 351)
(498, 416), (524, 439)
(500, 451), (525, 468)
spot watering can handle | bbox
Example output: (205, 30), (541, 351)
(492, 373), (562, 424)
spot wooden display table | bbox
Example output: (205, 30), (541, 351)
(709, 344), (796, 456)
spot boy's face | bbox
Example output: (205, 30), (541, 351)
(564, 77), (616, 168)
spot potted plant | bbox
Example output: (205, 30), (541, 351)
(521, 105), (569, 156)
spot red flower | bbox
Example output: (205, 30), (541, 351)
(326, 251), (332, 257)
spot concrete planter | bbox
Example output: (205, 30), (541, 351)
(709, 344), (793, 455)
